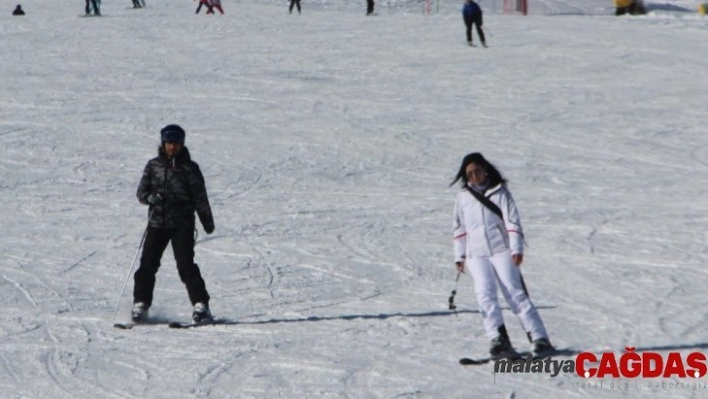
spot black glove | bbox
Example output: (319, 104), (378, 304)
(147, 193), (163, 205)
(204, 223), (214, 235)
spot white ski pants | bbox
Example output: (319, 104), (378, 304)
(466, 250), (548, 341)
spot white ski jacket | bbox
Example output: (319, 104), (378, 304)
(453, 183), (524, 262)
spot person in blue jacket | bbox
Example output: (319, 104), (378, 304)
(462, 0), (486, 47)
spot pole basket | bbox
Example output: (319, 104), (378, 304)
(503, 0), (527, 15)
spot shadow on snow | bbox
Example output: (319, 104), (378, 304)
(212, 305), (557, 326)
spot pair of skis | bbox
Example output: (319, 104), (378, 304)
(113, 318), (227, 330)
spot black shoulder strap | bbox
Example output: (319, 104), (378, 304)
(465, 186), (503, 219)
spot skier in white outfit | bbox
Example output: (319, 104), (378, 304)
(451, 152), (554, 358)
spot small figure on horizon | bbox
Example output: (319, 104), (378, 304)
(289, 0), (301, 14)
(12, 4), (25, 15)
(366, 0), (375, 15)
(207, 0), (224, 14)
(462, 0), (486, 47)
(85, 0), (100, 16)
(195, 0), (213, 14)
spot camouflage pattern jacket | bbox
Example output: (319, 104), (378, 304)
(137, 146), (215, 232)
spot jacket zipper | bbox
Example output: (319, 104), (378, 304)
(162, 158), (169, 226)
(479, 193), (493, 255)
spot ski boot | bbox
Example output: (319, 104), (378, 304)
(192, 302), (213, 323)
(532, 337), (556, 358)
(490, 325), (518, 359)
(131, 302), (149, 323)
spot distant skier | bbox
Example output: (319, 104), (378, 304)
(451, 152), (554, 359)
(289, 0), (301, 14)
(85, 0), (100, 16)
(207, 0), (224, 14)
(366, 0), (375, 15)
(132, 125), (216, 324)
(12, 4), (24, 15)
(462, 0), (486, 47)
(131, 0), (144, 8)
(195, 0), (212, 14)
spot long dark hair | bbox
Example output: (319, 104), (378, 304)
(450, 152), (507, 188)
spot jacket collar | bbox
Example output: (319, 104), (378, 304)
(484, 183), (503, 196)
(466, 182), (503, 196)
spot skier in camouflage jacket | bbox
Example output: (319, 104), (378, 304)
(132, 124), (215, 322)
(136, 145), (214, 232)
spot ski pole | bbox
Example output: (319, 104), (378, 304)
(519, 272), (529, 297)
(111, 208), (153, 321)
(518, 268), (533, 342)
(448, 271), (461, 317)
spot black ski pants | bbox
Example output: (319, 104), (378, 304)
(133, 225), (210, 308)
(464, 14), (485, 44)
(366, 0), (375, 15)
(289, 0), (301, 14)
(85, 0), (99, 14)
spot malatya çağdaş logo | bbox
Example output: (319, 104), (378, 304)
(493, 347), (707, 379)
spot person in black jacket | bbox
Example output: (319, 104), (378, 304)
(132, 124), (216, 323)
(12, 4), (25, 15)
(85, 0), (100, 15)
(366, 0), (375, 15)
(289, 0), (301, 14)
